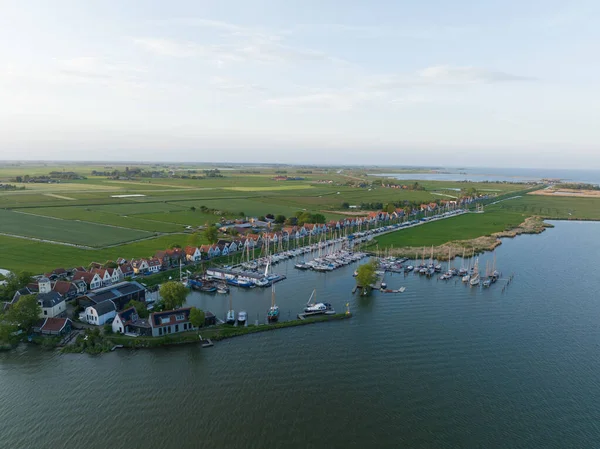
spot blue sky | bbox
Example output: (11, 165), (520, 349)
(1, 0), (599, 167)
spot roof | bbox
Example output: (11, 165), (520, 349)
(52, 268), (67, 275)
(118, 307), (151, 328)
(73, 272), (98, 284)
(147, 258), (161, 267)
(121, 263), (133, 273)
(184, 246), (199, 256)
(38, 291), (64, 308)
(91, 268), (108, 278)
(150, 307), (192, 328)
(52, 281), (74, 295)
(86, 281), (145, 304)
(73, 266), (87, 272)
(90, 301), (116, 316)
(40, 317), (72, 333)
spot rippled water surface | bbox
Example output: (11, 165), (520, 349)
(2, 221), (600, 449)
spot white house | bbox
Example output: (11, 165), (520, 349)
(84, 301), (116, 326)
(228, 241), (238, 252)
(184, 246), (202, 263)
(37, 292), (66, 318)
(106, 267), (123, 283)
(92, 269), (112, 286)
(72, 272), (103, 290)
(147, 258), (161, 273)
(132, 259), (149, 274)
(149, 308), (195, 337)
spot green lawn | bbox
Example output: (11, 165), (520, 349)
(374, 210), (527, 248)
(496, 194), (600, 220)
(0, 233), (204, 273)
(0, 209), (152, 247)
(18, 207), (182, 233)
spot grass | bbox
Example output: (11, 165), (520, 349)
(374, 210), (527, 249)
(0, 234), (200, 273)
(0, 209), (152, 246)
(496, 194), (600, 220)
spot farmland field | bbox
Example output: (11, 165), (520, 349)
(0, 209), (153, 247)
(0, 234), (204, 273)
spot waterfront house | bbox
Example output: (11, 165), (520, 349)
(33, 317), (72, 336)
(112, 307), (152, 336)
(217, 243), (229, 256)
(120, 263), (134, 277)
(155, 248), (184, 269)
(73, 266), (87, 273)
(91, 268), (112, 286)
(116, 257), (128, 265)
(37, 291), (66, 318)
(106, 267), (123, 283)
(149, 308), (195, 337)
(147, 258), (161, 273)
(131, 259), (149, 275)
(73, 272), (103, 290)
(84, 301), (116, 325)
(226, 240), (238, 252)
(185, 246), (202, 263)
(72, 279), (88, 295)
(210, 244), (221, 257)
(80, 281), (146, 311)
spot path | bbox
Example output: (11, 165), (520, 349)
(44, 193), (76, 200)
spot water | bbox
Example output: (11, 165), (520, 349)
(2, 221), (600, 448)
(371, 167), (600, 184)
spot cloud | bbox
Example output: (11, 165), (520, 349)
(417, 65), (533, 83)
(210, 76), (266, 93)
(133, 36), (342, 65)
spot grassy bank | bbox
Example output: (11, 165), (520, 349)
(62, 314), (351, 354)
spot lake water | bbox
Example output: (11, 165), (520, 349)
(2, 221), (600, 448)
(371, 167), (600, 184)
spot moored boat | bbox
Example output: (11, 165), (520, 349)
(237, 310), (247, 325)
(268, 284), (280, 323)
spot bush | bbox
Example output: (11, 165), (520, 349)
(104, 324), (113, 334)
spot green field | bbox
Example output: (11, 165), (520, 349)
(0, 209), (152, 247)
(374, 210), (527, 249)
(1, 162), (599, 274)
(496, 194), (600, 220)
(0, 233), (205, 273)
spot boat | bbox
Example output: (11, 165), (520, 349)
(226, 296), (235, 325)
(295, 262), (310, 270)
(303, 289), (336, 315)
(469, 258), (480, 287)
(353, 270), (358, 277)
(268, 284), (280, 323)
(199, 285), (217, 293)
(217, 284), (229, 294)
(404, 265), (414, 273)
(237, 310), (247, 325)
(380, 282), (387, 289)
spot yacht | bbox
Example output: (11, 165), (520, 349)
(237, 310), (247, 325)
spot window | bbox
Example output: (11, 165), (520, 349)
(44, 311), (47, 315)
(183, 323), (187, 330)
(159, 328), (162, 336)
(175, 314), (185, 321)
(175, 324), (179, 332)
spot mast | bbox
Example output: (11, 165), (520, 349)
(271, 283), (276, 308)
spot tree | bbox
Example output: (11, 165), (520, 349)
(190, 206), (196, 212)
(274, 214), (286, 224)
(356, 260), (378, 294)
(258, 215), (266, 221)
(170, 243), (182, 249)
(6, 294), (42, 331)
(188, 232), (201, 247)
(204, 225), (218, 244)
(385, 203), (396, 214)
(265, 213), (275, 220)
(104, 261), (118, 269)
(125, 300), (149, 318)
(159, 281), (188, 310)
(312, 213), (326, 224)
(189, 307), (206, 331)
(341, 202), (350, 209)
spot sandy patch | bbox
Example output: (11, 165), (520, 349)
(529, 188), (600, 198)
(44, 193), (75, 200)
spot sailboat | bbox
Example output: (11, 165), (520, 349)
(459, 249), (468, 276)
(469, 258), (480, 287)
(483, 261), (492, 287)
(267, 284), (280, 322)
(462, 249), (473, 282)
(304, 289), (335, 315)
(226, 295), (235, 325)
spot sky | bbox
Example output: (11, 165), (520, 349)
(1, 0), (599, 168)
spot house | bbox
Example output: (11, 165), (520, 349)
(184, 246), (202, 263)
(150, 308), (195, 337)
(72, 272), (103, 290)
(120, 263), (134, 277)
(91, 268), (112, 286)
(89, 262), (104, 270)
(73, 266), (87, 273)
(72, 279), (88, 295)
(199, 245), (211, 259)
(80, 281), (146, 311)
(116, 257), (128, 265)
(227, 241), (238, 252)
(106, 267), (123, 283)
(52, 280), (79, 300)
(155, 248), (184, 269)
(37, 291), (66, 318)
(33, 317), (72, 336)
(217, 243), (229, 256)
(147, 258), (161, 273)
(210, 244), (221, 257)
(84, 301), (116, 325)
(112, 307), (152, 336)
(131, 259), (149, 274)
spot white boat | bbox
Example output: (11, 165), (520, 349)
(470, 258), (480, 286)
(226, 296), (235, 325)
(237, 310), (247, 325)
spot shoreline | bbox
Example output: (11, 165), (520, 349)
(366, 216), (552, 260)
(59, 313), (352, 355)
